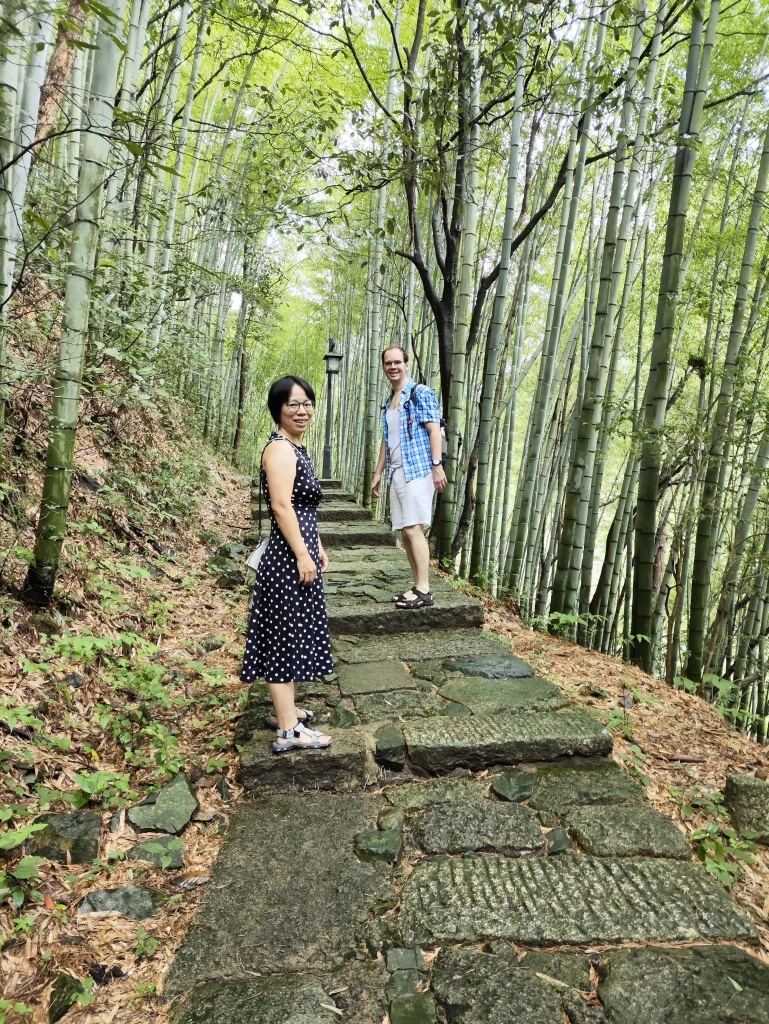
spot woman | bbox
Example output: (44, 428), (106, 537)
(241, 375), (334, 753)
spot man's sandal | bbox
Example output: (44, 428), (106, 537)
(265, 707), (314, 730)
(272, 721), (332, 753)
(395, 588), (434, 609)
(391, 591), (410, 603)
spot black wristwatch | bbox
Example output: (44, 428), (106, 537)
(431, 458), (443, 467)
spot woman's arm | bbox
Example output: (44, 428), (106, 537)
(263, 442), (318, 585)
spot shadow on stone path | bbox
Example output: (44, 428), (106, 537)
(165, 481), (769, 1024)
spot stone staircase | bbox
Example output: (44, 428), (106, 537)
(165, 480), (769, 1024)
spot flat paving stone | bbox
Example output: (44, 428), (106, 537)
(519, 950), (591, 991)
(239, 728), (375, 793)
(333, 629), (510, 665)
(410, 800), (544, 856)
(565, 805), (691, 859)
(438, 676), (568, 716)
(529, 761), (646, 818)
(356, 689), (445, 723)
(399, 855), (757, 945)
(403, 710), (612, 772)
(165, 795), (393, 997)
(172, 962), (389, 1024)
(597, 944), (769, 1024)
(443, 654), (536, 678)
(432, 948), (563, 1024)
(384, 777), (490, 809)
(327, 591), (484, 637)
(338, 661), (416, 696)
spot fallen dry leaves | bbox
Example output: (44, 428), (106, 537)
(0, 433), (253, 1023)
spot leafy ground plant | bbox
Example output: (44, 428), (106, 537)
(669, 784), (758, 887)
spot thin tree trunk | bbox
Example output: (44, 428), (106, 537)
(25, 0), (128, 603)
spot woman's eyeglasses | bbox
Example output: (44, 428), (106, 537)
(285, 401), (315, 412)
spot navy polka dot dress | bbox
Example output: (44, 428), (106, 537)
(240, 433), (335, 684)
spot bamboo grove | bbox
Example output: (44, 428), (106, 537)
(3, 0), (769, 741)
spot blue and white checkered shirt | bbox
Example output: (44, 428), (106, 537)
(382, 378), (441, 483)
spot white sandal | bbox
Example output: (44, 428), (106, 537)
(272, 721), (332, 754)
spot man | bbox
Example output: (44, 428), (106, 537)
(372, 345), (447, 608)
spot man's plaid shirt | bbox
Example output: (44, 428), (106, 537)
(382, 378), (441, 483)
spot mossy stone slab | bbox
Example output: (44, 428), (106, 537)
(333, 630), (510, 665)
(438, 676), (568, 716)
(491, 769), (536, 803)
(164, 795), (393, 997)
(126, 773), (198, 835)
(385, 777), (490, 810)
(79, 885), (165, 920)
(239, 728), (374, 794)
(27, 811), (101, 865)
(389, 992), (437, 1024)
(519, 951), (591, 991)
(403, 710), (612, 772)
(409, 661), (447, 685)
(597, 944), (769, 1024)
(399, 855), (757, 945)
(410, 800), (544, 856)
(565, 805), (691, 859)
(529, 762), (646, 819)
(338, 662), (416, 696)
(432, 948), (563, 1024)
(356, 689), (445, 723)
(172, 976), (342, 1024)
(375, 725), (406, 771)
(443, 654), (536, 678)
(354, 828), (403, 864)
(386, 970), (420, 998)
(725, 773), (769, 844)
(379, 806), (405, 831)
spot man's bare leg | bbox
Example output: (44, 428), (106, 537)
(400, 528), (418, 600)
(401, 524), (430, 594)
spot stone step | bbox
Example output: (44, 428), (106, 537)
(317, 503), (373, 523)
(327, 590), (484, 637)
(239, 728), (376, 793)
(319, 478), (344, 489)
(321, 523), (397, 547)
(402, 709), (612, 771)
(399, 854), (757, 946)
(322, 490), (357, 502)
(332, 628), (511, 664)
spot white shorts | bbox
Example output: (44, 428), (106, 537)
(389, 467), (435, 531)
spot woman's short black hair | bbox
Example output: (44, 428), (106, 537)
(267, 376), (316, 424)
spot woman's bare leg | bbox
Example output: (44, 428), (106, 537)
(268, 682), (330, 745)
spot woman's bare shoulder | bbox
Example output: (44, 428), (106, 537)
(262, 437), (297, 471)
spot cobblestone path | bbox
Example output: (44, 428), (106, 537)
(165, 482), (769, 1023)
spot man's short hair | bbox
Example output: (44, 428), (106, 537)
(381, 345), (409, 365)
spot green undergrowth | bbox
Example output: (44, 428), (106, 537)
(0, 388), (249, 939)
